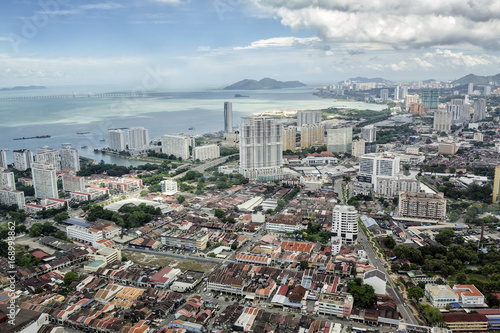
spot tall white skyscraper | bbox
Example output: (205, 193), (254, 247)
(380, 89), (389, 101)
(0, 149), (7, 169)
(468, 83), (474, 95)
(0, 171), (15, 190)
(108, 129), (126, 151)
(327, 127), (353, 154)
(394, 86), (400, 100)
(128, 127), (150, 149)
(161, 134), (191, 160)
(13, 149), (33, 171)
(401, 86), (408, 99)
(297, 110), (322, 128)
(361, 125), (377, 142)
(32, 162), (58, 199)
(224, 102), (233, 133)
(332, 205), (358, 244)
(359, 153), (401, 183)
(484, 86), (491, 96)
(448, 99), (469, 125)
(239, 117), (283, 181)
(36, 147), (61, 171)
(60, 146), (80, 172)
(473, 98), (486, 121)
(433, 110), (452, 132)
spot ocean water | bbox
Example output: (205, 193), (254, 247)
(0, 85), (386, 166)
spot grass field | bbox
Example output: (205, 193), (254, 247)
(124, 250), (218, 273)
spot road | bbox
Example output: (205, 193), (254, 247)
(173, 154), (236, 179)
(357, 230), (418, 325)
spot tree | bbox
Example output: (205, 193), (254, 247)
(63, 271), (79, 286)
(419, 304), (444, 325)
(177, 195), (185, 204)
(456, 272), (468, 284)
(214, 209), (224, 218)
(347, 280), (375, 309)
(209, 252), (216, 258)
(435, 228), (454, 246)
(407, 285), (424, 303)
(300, 260), (309, 270)
(383, 236), (396, 249)
(53, 211), (69, 223)
(231, 242), (238, 250)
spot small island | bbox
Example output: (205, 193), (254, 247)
(234, 94), (249, 98)
(0, 85), (47, 91)
(224, 77), (306, 90)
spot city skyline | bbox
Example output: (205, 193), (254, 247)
(1, 0), (500, 88)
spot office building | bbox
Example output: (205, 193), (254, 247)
(380, 89), (389, 101)
(468, 83), (474, 95)
(359, 153), (401, 183)
(493, 165), (500, 203)
(60, 146), (80, 172)
(161, 134), (191, 160)
(473, 98), (486, 121)
(0, 171), (15, 190)
(438, 142), (457, 155)
(361, 125), (377, 153)
(108, 129), (126, 151)
(297, 110), (321, 128)
(128, 127), (149, 149)
(327, 127), (352, 154)
(161, 179), (178, 195)
(317, 294), (354, 318)
(0, 188), (25, 209)
(0, 149), (7, 169)
(224, 102), (233, 133)
(352, 139), (365, 157)
(301, 123), (324, 149)
(332, 205), (358, 244)
(433, 110), (452, 132)
(193, 144), (220, 161)
(282, 126), (296, 152)
(13, 149), (33, 171)
(398, 192), (447, 220)
(422, 90), (439, 109)
(62, 174), (85, 192)
(394, 86), (400, 100)
(374, 176), (420, 197)
(161, 229), (209, 250)
(239, 117), (283, 181)
(32, 162), (58, 199)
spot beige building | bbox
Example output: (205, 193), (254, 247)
(438, 142), (457, 155)
(493, 165), (500, 203)
(301, 123), (324, 149)
(282, 126), (297, 152)
(352, 139), (366, 157)
(399, 191), (446, 220)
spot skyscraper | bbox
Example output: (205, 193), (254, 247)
(108, 129), (126, 151)
(380, 89), (389, 101)
(422, 90), (439, 109)
(359, 153), (401, 183)
(239, 117), (283, 181)
(161, 134), (191, 160)
(60, 146), (80, 172)
(433, 110), (452, 132)
(282, 126), (297, 152)
(361, 125), (377, 153)
(0, 171), (15, 190)
(32, 162), (58, 199)
(224, 102), (233, 133)
(327, 127), (352, 154)
(0, 149), (7, 169)
(473, 98), (486, 121)
(128, 127), (150, 149)
(493, 165), (500, 203)
(352, 139), (366, 157)
(331, 205), (358, 244)
(297, 110), (321, 128)
(394, 86), (400, 100)
(36, 147), (61, 171)
(301, 123), (324, 149)
(13, 149), (33, 171)
(468, 83), (474, 95)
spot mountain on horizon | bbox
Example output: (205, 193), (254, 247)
(224, 78), (306, 90)
(452, 73), (500, 85)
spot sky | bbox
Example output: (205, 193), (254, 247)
(0, 0), (500, 89)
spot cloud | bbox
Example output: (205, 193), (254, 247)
(424, 49), (500, 67)
(0, 37), (12, 42)
(234, 36), (323, 50)
(149, 0), (183, 4)
(80, 3), (124, 10)
(37, 9), (80, 15)
(197, 46), (211, 52)
(246, 0), (500, 50)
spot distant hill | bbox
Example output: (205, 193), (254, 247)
(224, 78), (306, 90)
(452, 73), (500, 85)
(0, 85), (47, 91)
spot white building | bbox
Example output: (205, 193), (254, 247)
(224, 102), (233, 133)
(405, 94), (420, 109)
(425, 284), (459, 308)
(161, 134), (191, 160)
(327, 127), (352, 154)
(359, 153), (401, 183)
(0, 149), (7, 169)
(32, 162), (58, 199)
(473, 98), (486, 122)
(128, 127), (150, 149)
(0, 171), (15, 190)
(331, 205), (358, 244)
(282, 126), (297, 152)
(62, 174), (85, 192)
(0, 188), (25, 209)
(352, 139), (366, 157)
(317, 294), (354, 318)
(363, 269), (387, 295)
(60, 146), (80, 172)
(161, 179), (178, 195)
(36, 147), (61, 171)
(266, 220), (301, 233)
(13, 149), (33, 171)
(433, 110), (452, 132)
(453, 285), (485, 307)
(239, 117), (283, 181)
(374, 176), (420, 197)
(108, 129), (126, 151)
(193, 144), (220, 161)
(67, 225), (103, 245)
(297, 110), (322, 128)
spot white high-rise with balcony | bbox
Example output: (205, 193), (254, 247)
(108, 129), (126, 151)
(128, 127), (150, 149)
(239, 117), (283, 181)
(224, 102), (233, 133)
(60, 146), (80, 172)
(36, 147), (61, 171)
(161, 134), (191, 160)
(32, 162), (58, 199)
(332, 205), (358, 244)
(0, 150), (7, 169)
(13, 149), (33, 171)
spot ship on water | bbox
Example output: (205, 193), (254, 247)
(13, 135), (51, 140)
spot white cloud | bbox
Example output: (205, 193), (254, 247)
(197, 46), (211, 52)
(80, 3), (124, 10)
(0, 37), (12, 42)
(424, 49), (500, 67)
(149, 0), (183, 5)
(234, 36), (321, 50)
(37, 9), (80, 15)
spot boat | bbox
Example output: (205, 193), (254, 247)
(99, 139), (105, 142)
(81, 145), (88, 149)
(13, 135), (51, 140)
(77, 131), (90, 135)
(188, 127), (195, 130)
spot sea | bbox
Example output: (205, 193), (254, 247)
(0, 85), (386, 166)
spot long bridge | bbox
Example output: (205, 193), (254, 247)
(0, 92), (174, 100)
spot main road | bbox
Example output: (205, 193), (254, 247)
(357, 230), (418, 325)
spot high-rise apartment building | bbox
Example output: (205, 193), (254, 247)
(60, 146), (80, 173)
(0, 188), (25, 209)
(484, 86), (491, 96)
(331, 205), (358, 244)
(108, 129), (126, 151)
(327, 127), (352, 154)
(32, 162), (58, 199)
(422, 90), (439, 109)
(301, 123), (324, 149)
(239, 117), (283, 181)
(473, 98), (486, 122)
(398, 192), (446, 220)
(374, 176), (420, 197)
(36, 147), (61, 171)
(361, 125), (377, 153)
(62, 174), (85, 192)
(405, 94), (420, 110)
(161, 134), (191, 160)
(468, 83), (474, 95)
(128, 127), (150, 149)
(352, 139), (366, 158)
(224, 102), (233, 133)
(297, 110), (322, 128)
(448, 99), (469, 125)
(282, 126), (297, 152)
(492, 165), (500, 203)
(433, 110), (452, 132)
(394, 86), (400, 100)
(0, 149), (7, 169)
(409, 104), (425, 115)
(0, 171), (15, 190)
(380, 89), (389, 101)
(359, 153), (401, 183)
(13, 149), (33, 171)
(193, 144), (220, 161)
(401, 86), (408, 99)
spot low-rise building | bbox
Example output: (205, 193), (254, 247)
(453, 284), (486, 307)
(425, 284), (459, 308)
(442, 313), (488, 332)
(317, 294), (354, 318)
(161, 229), (208, 250)
(398, 191), (447, 220)
(363, 269), (387, 295)
(193, 144), (220, 161)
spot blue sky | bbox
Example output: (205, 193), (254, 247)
(1, 0), (499, 88)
